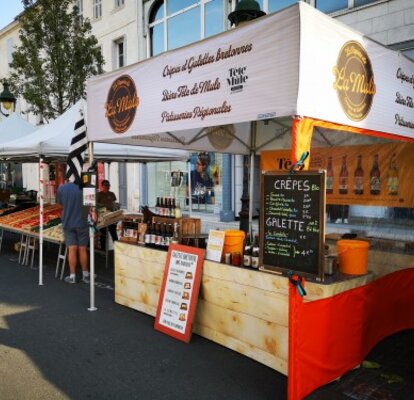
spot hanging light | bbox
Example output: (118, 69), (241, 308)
(228, 0), (266, 27)
(0, 81), (17, 117)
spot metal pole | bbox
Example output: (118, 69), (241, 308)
(248, 151), (255, 237)
(38, 156), (44, 285)
(249, 121), (258, 237)
(88, 142), (97, 311)
(187, 159), (192, 217)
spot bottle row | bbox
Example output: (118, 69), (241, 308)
(326, 153), (399, 196)
(241, 234), (260, 269)
(144, 221), (180, 249)
(155, 196), (182, 218)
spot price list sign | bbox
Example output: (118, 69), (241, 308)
(260, 171), (325, 278)
(155, 244), (205, 343)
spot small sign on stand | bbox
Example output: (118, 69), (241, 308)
(154, 244), (205, 343)
(205, 229), (225, 262)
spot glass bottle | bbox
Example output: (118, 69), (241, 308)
(159, 197), (164, 216)
(155, 197), (160, 215)
(174, 200), (182, 219)
(387, 153), (399, 196)
(353, 155), (364, 195)
(144, 223), (152, 247)
(251, 235), (260, 269)
(326, 156), (333, 194)
(339, 155), (348, 195)
(370, 154), (381, 195)
(243, 234), (252, 267)
(171, 222), (180, 244)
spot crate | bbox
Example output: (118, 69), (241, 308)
(120, 214), (143, 243)
(151, 216), (201, 242)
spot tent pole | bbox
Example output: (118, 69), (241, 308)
(248, 121), (257, 237)
(38, 156), (44, 285)
(187, 159), (192, 217)
(88, 142), (97, 311)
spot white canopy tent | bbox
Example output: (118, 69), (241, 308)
(87, 1), (414, 236)
(0, 113), (37, 142)
(0, 100), (189, 162)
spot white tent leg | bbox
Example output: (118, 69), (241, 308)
(88, 142), (97, 311)
(39, 157), (44, 285)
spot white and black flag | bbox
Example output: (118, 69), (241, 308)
(66, 117), (88, 185)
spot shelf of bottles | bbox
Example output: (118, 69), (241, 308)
(144, 220), (180, 251)
(154, 196), (182, 219)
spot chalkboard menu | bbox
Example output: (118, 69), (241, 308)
(260, 171), (325, 278)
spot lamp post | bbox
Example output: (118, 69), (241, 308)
(0, 81), (17, 117)
(228, 0), (265, 234)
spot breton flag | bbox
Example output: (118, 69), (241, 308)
(66, 116), (88, 185)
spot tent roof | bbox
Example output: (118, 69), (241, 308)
(0, 100), (189, 162)
(0, 113), (37, 143)
(86, 2), (414, 154)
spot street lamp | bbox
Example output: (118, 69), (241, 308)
(0, 81), (17, 117)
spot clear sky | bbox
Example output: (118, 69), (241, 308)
(0, 1), (25, 30)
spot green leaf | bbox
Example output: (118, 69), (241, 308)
(362, 360), (381, 369)
(380, 372), (404, 384)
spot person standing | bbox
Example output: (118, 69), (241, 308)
(57, 181), (91, 284)
(97, 179), (119, 250)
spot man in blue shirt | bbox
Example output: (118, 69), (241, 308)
(57, 181), (91, 284)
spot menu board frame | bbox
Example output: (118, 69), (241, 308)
(260, 170), (326, 280)
(154, 244), (205, 343)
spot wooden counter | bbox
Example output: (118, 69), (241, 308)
(114, 241), (414, 375)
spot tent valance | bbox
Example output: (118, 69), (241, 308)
(87, 2), (414, 154)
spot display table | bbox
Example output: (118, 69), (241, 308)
(114, 241), (414, 378)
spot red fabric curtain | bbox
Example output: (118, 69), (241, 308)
(288, 269), (414, 400)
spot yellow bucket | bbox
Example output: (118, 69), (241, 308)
(222, 230), (245, 258)
(337, 239), (369, 275)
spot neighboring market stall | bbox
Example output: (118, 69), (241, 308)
(0, 99), (189, 285)
(86, 3), (414, 399)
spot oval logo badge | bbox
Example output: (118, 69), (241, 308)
(333, 41), (376, 121)
(207, 125), (235, 151)
(105, 75), (139, 133)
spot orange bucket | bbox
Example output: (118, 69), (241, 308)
(337, 239), (369, 275)
(222, 230), (245, 259)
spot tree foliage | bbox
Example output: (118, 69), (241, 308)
(8, 0), (104, 120)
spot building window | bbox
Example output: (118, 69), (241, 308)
(115, 0), (125, 8)
(114, 38), (125, 68)
(93, 0), (102, 19)
(315, 0), (348, 13)
(354, 0), (378, 7)
(149, 0), (224, 56)
(7, 38), (14, 65)
(75, 0), (83, 14)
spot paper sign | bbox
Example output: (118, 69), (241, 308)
(154, 244), (205, 343)
(205, 229), (225, 262)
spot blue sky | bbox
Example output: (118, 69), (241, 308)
(0, 1), (25, 30)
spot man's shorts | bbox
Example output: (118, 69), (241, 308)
(63, 227), (89, 247)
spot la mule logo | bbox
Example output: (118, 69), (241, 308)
(105, 75), (139, 133)
(333, 40), (376, 122)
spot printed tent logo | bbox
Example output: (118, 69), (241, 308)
(333, 40), (376, 122)
(105, 74), (139, 133)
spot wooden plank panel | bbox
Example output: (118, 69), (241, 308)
(193, 322), (288, 374)
(114, 275), (160, 316)
(194, 300), (288, 362)
(200, 276), (289, 325)
(115, 293), (157, 316)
